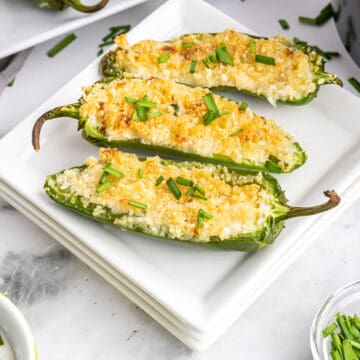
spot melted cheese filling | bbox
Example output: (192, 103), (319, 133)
(114, 29), (317, 105)
(80, 77), (300, 171)
(54, 149), (276, 242)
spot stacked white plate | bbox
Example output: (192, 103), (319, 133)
(1, 0), (360, 351)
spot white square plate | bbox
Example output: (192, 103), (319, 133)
(0, 0), (149, 58)
(1, 0), (360, 351)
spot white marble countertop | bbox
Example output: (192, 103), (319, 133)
(1, 0), (360, 359)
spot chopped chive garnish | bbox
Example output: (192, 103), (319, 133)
(138, 168), (143, 179)
(299, 3), (336, 26)
(219, 111), (231, 117)
(134, 99), (157, 108)
(125, 97), (138, 104)
(249, 38), (256, 54)
(0, 334), (3, 346)
(203, 93), (219, 113)
(279, 19), (290, 30)
(47, 33), (76, 57)
(203, 111), (218, 126)
(194, 184), (205, 196)
(98, 171), (108, 184)
(323, 323), (338, 337)
(348, 77), (360, 93)
(104, 164), (124, 178)
(128, 200), (147, 210)
(330, 350), (342, 360)
(136, 105), (148, 122)
(182, 42), (195, 48)
(203, 60), (210, 68)
(176, 177), (194, 186)
(132, 110), (139, 120)
(157, 52), (171, 63)
(192, 194), (207, 201)
(166, 178), (181, 199)
(216, 42), (233, 65)
(7, 78), (15, 87)
(97, 25), (130, 56)
(190, 60), (197, 74)
(147, 111), (162, 118)
(96, 180), (112, 193)
(240, 101), (248, 111)
(187, 187), (195, 197)
(197, 209), (213, 227)
(229, 128), (243, 137)
(255, 54), (276, 66)
(350, 340), (360, 350)
(324, 51), (340, 59)
(155, 176), (164, 186)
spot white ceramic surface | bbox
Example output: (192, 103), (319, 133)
(1, 0), (360, 351)
(0, 293), (37, 360)
(0, 0), (149, 59)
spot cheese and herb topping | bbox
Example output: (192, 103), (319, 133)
(79, 76), (305, 172)
(108, 29), (335, 105)
(49, 148), (286, 242)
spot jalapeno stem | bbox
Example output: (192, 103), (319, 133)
(32, 103), (80, 151)
(281, 190), (340, 220)
(64, 0), (109, 13)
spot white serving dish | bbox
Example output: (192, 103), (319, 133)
(0, 0), (149, 59)
(0, 0), (360, 351)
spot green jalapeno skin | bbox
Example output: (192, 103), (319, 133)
(44, 157), (340, 252)
(32, 0), (109, 12)
(32, 77), (307, 174)
(100, 33), (342, 106)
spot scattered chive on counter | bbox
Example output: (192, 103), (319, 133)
(279, 19), (290, 30)
(97, 25), (131, 56)
(299, 2), (337, 26)
(157, 52), (171, 63)
(322, 313), (360, 360)
(7, 78), (15, 87)
(0, 334), (3, 346)
(47, 33), (76, 57)
(348, 77), (360, 93)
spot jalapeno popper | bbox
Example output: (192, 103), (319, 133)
(31, 0), (108, 12)
(45, 148), (340, 251)
(100, 29), (342, 105)
(32, 76), (306, 173)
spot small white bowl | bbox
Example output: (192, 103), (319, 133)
(0, 293), (37, 360)
(310, 280), (360, 360)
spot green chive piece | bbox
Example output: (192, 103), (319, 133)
(353, 315), (360, 329)
(323, 322), (338, 337)
(176, 177), (194, 186)
(337, 314), (353, 340)
(324, 51), (340, 59)
(203, 93), (219, 113)
(192, 194), (207, 201)
(96, 180), (112, 193)
(255, 54), (276, 66)
(187, 187), (196, 197)
(330, 350), (343, 360)
(98, 171), (108, 184)
(7, 78), (15, 87)
(249, 38), (256, 54)
(155, 176), (164, 186)
(216, 42), (233, 65)
(0, 334), (3, 346)
(240, 101), (248, 111)
(104, 164), (124, 178)
(350, 341), (360, 350)
(97, 48), (104, 56)
(182, 42), (195, 48)
(132, 110), (139, 120)
(147, 111), (162, 118)
(203, 59), (210, 68)
(203, 111), (219, 126)
(194, 184), (205, 196)
(190, 60), (197, 74)
(219, 111), (231, 117)
(279, 19), (290, 30)
(134, 99), (157, 108)
(343, 340), (356, 360)
(158, 52), (171, 63)
(166, 178), (181, 199)
(125, 97), (138, 104)
(349, 78), (360, 93)
(298, 16), (317, 25)
(136, 105), (148, 122)
(47, 33), (77, 57)
(229, 129), (243, 137)
(332, 333), (343, 352)
(299, 3), (336, 26)
(137, 168), (143, 179)
(128, 200), (147, 210)
(197, 209), (213, 227)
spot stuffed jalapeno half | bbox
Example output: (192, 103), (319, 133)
(44, 148), (340, 251)
(32, 76), (306, 173)
(100, 29), (342, 106)
(31, 0), (108, 12)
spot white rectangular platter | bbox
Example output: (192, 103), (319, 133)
(1, 0), (360, 351)
(0, 0), (149, 58)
